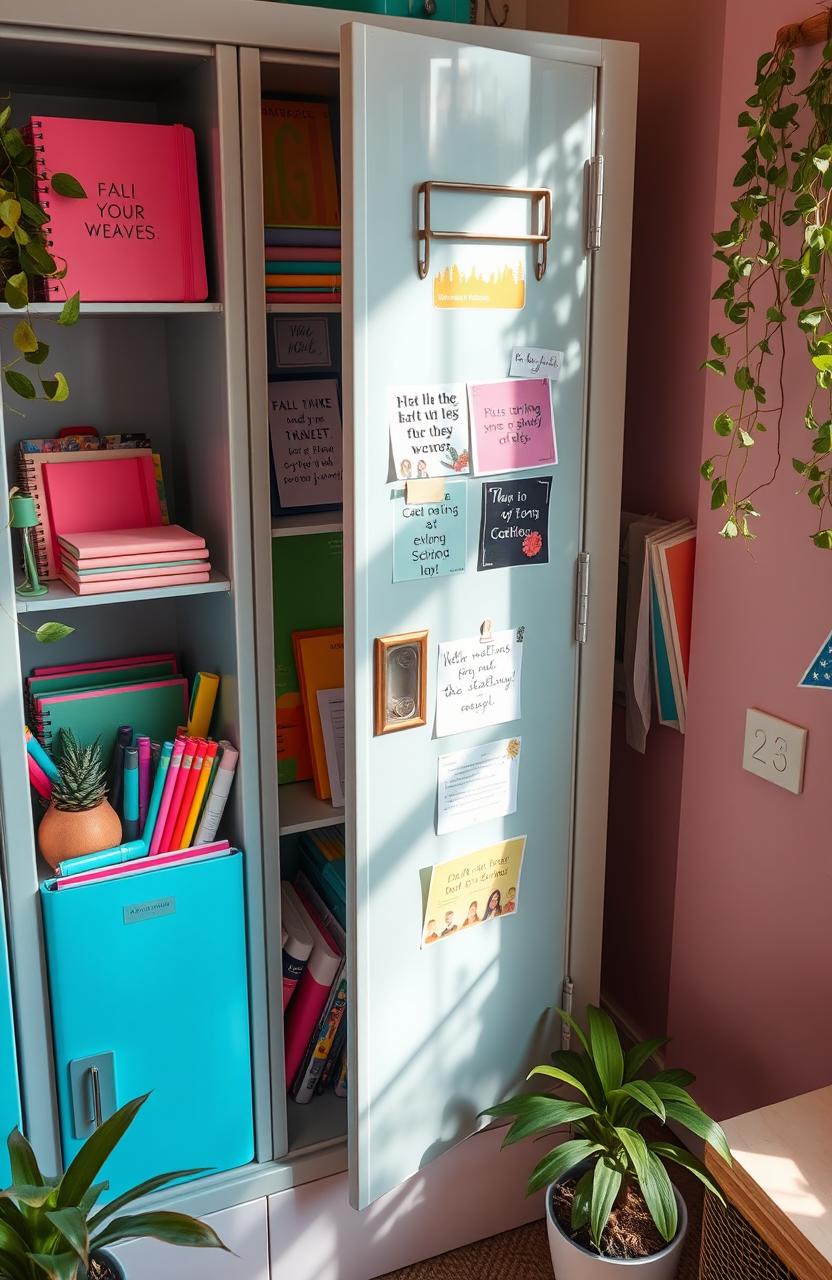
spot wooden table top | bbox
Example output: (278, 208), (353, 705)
(705, 1085), (832, 1280)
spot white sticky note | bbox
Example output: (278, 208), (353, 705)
(509, 346), (563, 379)
(435, 627), (524, 738)
(437, 737), (521, 835)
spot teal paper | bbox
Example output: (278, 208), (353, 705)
(392, 481), (467, 582)
(651, 581), (678, 724)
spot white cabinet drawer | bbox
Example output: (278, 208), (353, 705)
(111, 1196), (269, 1280)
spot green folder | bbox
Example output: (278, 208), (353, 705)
(27, 660), (177, 700)
(36, 678), (188, 766)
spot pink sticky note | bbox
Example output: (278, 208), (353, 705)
(468, 378), (557, 476)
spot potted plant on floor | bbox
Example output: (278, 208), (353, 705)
(0, 1092), (227, 1278)
(481, 1005), (731, 1278)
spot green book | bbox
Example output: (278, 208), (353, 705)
(272, 532), (343, 785)
(36, 679), (188, 767)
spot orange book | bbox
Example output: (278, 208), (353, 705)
(261, 100), (340, 230)
(265, 273), (341, 289)
(292, 628), (344, 801)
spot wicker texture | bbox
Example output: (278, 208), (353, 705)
(699, 1191), (796, 1280)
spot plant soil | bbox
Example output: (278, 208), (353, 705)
(551, 1178), (669, 1260)
(87, 1258), (119, 1280)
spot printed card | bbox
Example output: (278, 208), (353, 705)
(509, 346), (563, 379)
(436, 627), (524, 738)
(437, 737), (521, 836)
(468, 377), (557, 476)
(422, 836), (526, 947)
(274, 317), (331, 368)
(478, 476), (551, 571)
(268, 378), (342, 508)
(392, 481), (467, 582)
(388, 382), (469, 480)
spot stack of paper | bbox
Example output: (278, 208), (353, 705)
(58, 525), (211, 595)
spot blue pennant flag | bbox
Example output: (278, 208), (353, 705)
(799, 629), (832, 690)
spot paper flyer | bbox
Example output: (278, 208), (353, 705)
(422, 835), (526, 947)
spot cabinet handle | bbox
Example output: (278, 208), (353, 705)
(89, 1065), (103, 1129)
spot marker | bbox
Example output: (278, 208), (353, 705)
(157, 736), (197, 853)
(148, 736), (186, 856)
(27, 753), (52, 801)
(194, 742), (238, 844)
(25, 726), (59, 783)
(122, 747), (139, 841)
(180, 740), (218, 847)
(170, 739), (207, 850)
(108, 725), (132, 817)
(137, 736), (151, 828)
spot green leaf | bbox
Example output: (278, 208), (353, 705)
(0, 197), (21, 231)
(615, 1129), (678, 1242)
(550, 1049), (605, 1107)
(649, 1142), (726, 1204)
(526, 1140), (602, 1196)
(711, 478), (729, 510)
(7, 1128), (44, 1188)
(710, 334), (729, 356)
(87, 1170), (204, 1232)
(0, 1184), (54, 1208)
(570, 1168), (593, 1232)
(590, 1156), (623, 1249)
(766, 306), (786, 323)
(770, 103), (798, 128)
(650, 1068), (695, 1088)
(91, 1210), (227, 1254)
(791, 278), (815, 307)
(58, 1094), (148, 1208)
(554, 1008), (592, 1059)
(50, 173), (87, 200)
(700, 459), (715, 480)
(701, 358), (726, 375)
(662, 1100), (732, 1163)
(45, 1208), (89, 1266)
(793, 457), (809, 475)
(808, 484), (824, 506)
(3, 128), (24, 157)
(58, 292), (81, 326)
(734, 365), (753, 390)
(812, 529), (832, 548)
(714, 412), (734, 437)
(4, 370), (36, 399)
(623, 1036), (667, 1082)
(480, 1096), (595, 1147)
(34, 622), (75, 644)
(811, 353), (832, 371)
(25, 341), (50, 366)
(12, 319), (38, 354)
(719, 519), (739, 539)
(19, 195), (48, 227)
(527, 1064), (593, 1104)
(28, 1252), (79, 1280)
(585, 1006), (623, 1094)
(739, 429), (755, 447)
(40, 372), (69, 403)
(4, 272), (28, 309)
(608, 1081), (666, 1122)
(798, 308), (824, 331)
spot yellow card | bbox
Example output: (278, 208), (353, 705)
(421, 835), (526, 947)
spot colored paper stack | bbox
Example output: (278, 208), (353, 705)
(57, 525), (211, 595)
(262, 99), (341, 304)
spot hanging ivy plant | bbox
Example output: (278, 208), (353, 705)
(0, 99), (84, 404)
(701, 37), (832, 549)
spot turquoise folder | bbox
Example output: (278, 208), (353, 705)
(0, 908), (21, 1183)
(651, 581), (678, 726)
(40, 850), (253, 1195)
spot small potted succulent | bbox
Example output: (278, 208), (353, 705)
(482, 1005), (731, 1278)
(37, 731), (121, 870)
(0, 1092), (226, 1279)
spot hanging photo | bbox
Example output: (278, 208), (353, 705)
(478, 476), (551, 571)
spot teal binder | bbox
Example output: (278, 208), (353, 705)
(41, 850), (253, 1195)
(651, 581), (679, 727)
(0, 908), (21, 1183)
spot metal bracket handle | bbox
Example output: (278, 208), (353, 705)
(89, 1065), (103, 1129)
(417, 181), (552, 282)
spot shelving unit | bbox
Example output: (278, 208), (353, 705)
(14, 572), (231, 611)
(278, 781), (345, 836)
(0, 302), (224, 316)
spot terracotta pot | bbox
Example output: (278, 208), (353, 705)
(546, 1175), (688, 1279)
(38, 799), (122, 870)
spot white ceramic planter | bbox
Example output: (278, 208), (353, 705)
(545, 1180), (688, 1280)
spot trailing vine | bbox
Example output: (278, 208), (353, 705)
(702, 35), (832, 549)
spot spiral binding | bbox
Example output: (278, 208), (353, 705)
(16, 450), (50, 581)
(30, 120), (60, 301)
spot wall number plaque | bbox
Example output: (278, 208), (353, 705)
(374, 631), (428, 735)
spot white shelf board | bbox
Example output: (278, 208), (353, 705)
(287, 1091), (348, 1156)
(271, 511), (343, 537)
(15, 572), (230, 612)
(266, 303), (341, 314)
(0, 302), (223, 317)
(278, 779), (344, 835)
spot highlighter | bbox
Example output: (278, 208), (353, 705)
(148, 736), (186, 856)
(25, 726), (60, 783)
(136, 736), (151, 828)
(122, 747), (139, 841)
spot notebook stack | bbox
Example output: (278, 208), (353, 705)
(58, 526), (211, 596)
(262, 99), (341, 304)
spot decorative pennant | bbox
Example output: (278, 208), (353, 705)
(799, 628), (832, 689)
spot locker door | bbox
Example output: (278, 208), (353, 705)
(343, 20), (597, 1208)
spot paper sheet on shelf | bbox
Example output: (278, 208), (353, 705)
(316, 687), (345, 808)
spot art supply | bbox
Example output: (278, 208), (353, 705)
(193, 742), (239, 845)
(187, 672), (220, 738)
(108, 725), (133, 817)
(24, 726), (59, 782)
(158, 736), (198, 852)
(122, 747), (139, 841)
(148, 736), (185, 855)
(136, 736), (151, 828)
(180, 740), (218, 848)
(53, 840), (231, 891)
(150, 741), (161, 770)
(27, 753), (52, 801)
(169, 739), (207, 851)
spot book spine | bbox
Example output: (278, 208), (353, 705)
(291, 970), (347, 1103)
(30, 119), (60, 302)
(316, 1017), (346, 1093)
(281, 943), (309, 1010)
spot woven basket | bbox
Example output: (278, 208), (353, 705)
(699, 1191), (796, 1280)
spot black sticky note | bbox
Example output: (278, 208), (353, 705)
(478, 476), (552, 571)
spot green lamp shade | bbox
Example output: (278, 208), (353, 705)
(10, 494), (39, 529)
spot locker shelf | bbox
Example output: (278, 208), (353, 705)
(271, 512), (343, 537)
(0, 302), (223, 317)
(278, 780), (344, 835)
(15, 573), (231, 612)
(287, 1091), (348, 1155)
(266, 303), (341, 314)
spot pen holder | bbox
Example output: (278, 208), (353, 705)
(9, 491), (47, 597)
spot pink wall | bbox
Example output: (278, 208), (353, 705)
(666, 0), (832, 1121)
(566, 0), (727, 1038)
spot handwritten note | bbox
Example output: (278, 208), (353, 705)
(317, 687), (345, 807)
(437, 737), (521, 835)
(509, 346), (562, 379)
(388, 382), (469, 480)
(268, 378), (342, 508)
(392, 481), (467, 582)
(468, 377), (557, 476)
(421, 835), (526, 947)
(478, 476), (551, 571)
(275, 317), (331, 367)
(435, 627), (524, 738)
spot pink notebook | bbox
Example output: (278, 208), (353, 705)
(60, 570), (210, 596)
(59, 525), (206, 560)
(60, 550), (210, 570)
(31, 116), (208, 302)
(60, 560), (212, 583)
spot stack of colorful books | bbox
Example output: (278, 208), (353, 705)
(57, 525), (211, 596)
(262, 98), (341, 304)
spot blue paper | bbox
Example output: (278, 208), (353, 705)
(392, 481), (467, 582)
(799, 628), (832, 689)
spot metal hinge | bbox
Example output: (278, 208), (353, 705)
(561, 977), (574, 1049)
(586, 155), (604, 251)
(576, 552), (590, 644)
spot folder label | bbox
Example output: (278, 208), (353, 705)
(123, 896), (176, 925)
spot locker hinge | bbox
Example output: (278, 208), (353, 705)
(575, 552), (590, 644)
(586, 155), (604, 251)
(561, 977), (574, 1049)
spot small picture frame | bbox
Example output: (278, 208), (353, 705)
(374, 630), (428, 735)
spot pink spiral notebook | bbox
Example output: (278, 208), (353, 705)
(31, 116), (208, 302)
